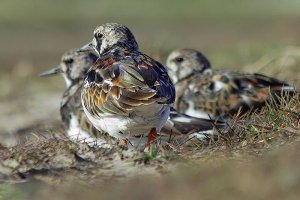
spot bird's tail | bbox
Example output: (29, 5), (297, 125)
(161, 108), (226, 140)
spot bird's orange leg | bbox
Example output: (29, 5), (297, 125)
(144, 128), (157, 152)
(118, 139), (129, 148)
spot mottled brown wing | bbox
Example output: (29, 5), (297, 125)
(191, 70), (294, 116)
(226, 72), (295, 113)
(82, 53), (174, 116)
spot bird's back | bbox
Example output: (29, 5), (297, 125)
(175, 69), (295, 118)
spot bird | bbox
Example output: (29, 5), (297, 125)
(77, 23), (177, 151)
(166, 48), (295, 119)
(40, 49), (110, 147)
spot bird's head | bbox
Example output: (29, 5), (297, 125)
(40, 50), (98, 87)
(78, 23), (139, 56)
(166, 49), (211, 84)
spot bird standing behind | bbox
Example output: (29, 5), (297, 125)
(40, 50), (110, 147)
(166, 48), (295, 119)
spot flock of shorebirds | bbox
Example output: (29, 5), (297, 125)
(40, 22), (295, 152)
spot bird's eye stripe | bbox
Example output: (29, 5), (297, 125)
(64, 58), (74, 64)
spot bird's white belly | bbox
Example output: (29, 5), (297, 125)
(67, 113), (111, 148)
(86, 114), (130, 139)
(83, 103), (170, 140)
(185, 100), (211, 119)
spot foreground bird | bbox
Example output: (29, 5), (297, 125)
(40, 50), (110, 147)
(166, 48), (295, 119)
(77, 23), (177, 150)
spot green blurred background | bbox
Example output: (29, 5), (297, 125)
(1, 0), (300, 136)
(1, 0), (300, 67)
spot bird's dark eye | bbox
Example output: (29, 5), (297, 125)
(175, 57), (184, 63)
(97, 33), (103, 39)
(220, 75), (229, 83)
(64, 58), (74, 65)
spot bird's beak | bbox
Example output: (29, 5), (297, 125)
(39, 66), (62, 77)
(76, 42), (95, 53)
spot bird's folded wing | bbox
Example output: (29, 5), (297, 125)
(82, 54), (175, 116)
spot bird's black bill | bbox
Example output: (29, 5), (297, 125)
(76, 42), (95, 53)
(39, 66), (62, 77)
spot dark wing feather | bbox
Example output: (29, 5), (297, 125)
(60, 84), (82, 129)
(230, 72), (290, 89)
(136, 54), (175, 104)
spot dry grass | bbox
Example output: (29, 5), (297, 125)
(0, 93), (300, 200)
(32, 143), (300, 200)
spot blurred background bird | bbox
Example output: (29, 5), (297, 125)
(40, 50), (111, 147)
(166, 48), (296, 119)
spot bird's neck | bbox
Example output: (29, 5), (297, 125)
(101, 42), (139, 55)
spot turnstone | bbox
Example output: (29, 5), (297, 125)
(166, 48), (295, 119)
(78, 23), (176, 150)
(40, 50), (110, 147)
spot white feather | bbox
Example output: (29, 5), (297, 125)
(213, 81), (225, 92)
(171, 116), (193, 123)
(185, 100), (211, 119)
(190, 130), (214, 140)
(67, 114), (111, 148)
